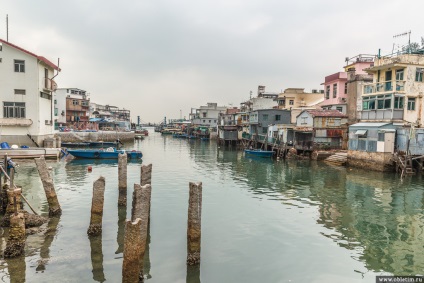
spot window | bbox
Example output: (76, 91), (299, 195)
(202, 120), (205, 123)
(3, 102), (26, 118)
(289, 100), (294, 105)
(325, 85), (330, 99)
(301, 117), (307, 124)
(275, 115), (281, 121)
(394, 97), (404, 109)
(40, 92), (51, 100)
(54, 99), (57, 105)
(262, 127), (268, 134)
(396, 69), (404, 81)
(336, 107), (343, 112)
(14, 60), (25, 72)
(362, 96), (376, 110)
(344, 82), (348, 94)
(378, 132), (385, 142)
(377, 94), (391, 109)
(333, 83), (337, 98)
(209, 120), (211, 123)
(54, 108), (58, 116)
(407, 97), (416, 110)
(72, 100), (79, 105)
(202, 112), (207, 118)
(416, 68), (423, 82)
(263, 114), (268, 121)
(14, 89), (26, 95)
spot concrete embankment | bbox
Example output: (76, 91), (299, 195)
(55, 131), (135, 143)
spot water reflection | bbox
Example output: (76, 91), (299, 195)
(4, 255), (26, 283)
(36, 216), (61, 272)
(186, 264), (201, 283)
(115, 205), (126, 255)
(207, 147), (424, 276)
(89, 235), (106, 283)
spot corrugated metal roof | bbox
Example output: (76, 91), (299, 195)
(302, 109), (347, 118)
(350, 122), (390, 127)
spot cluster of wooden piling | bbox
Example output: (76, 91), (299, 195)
(1, 152), (204, 281)
(0, 155), (61, 259)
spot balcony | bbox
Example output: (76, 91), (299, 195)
(42, 77), (57, 92)
(360, 109), (403, 121)
(363, 80), (405, 94)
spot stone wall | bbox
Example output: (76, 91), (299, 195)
(55, 131), (135, 142)
(347, 150), (394, 172)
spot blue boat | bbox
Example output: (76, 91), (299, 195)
(66, 148), (142, 159)
(61, 140), (122, 148)
(244, 149), (275, 158)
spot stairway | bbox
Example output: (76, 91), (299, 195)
(324, 152), (347, 166)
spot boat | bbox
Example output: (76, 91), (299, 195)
(61, 141), (121, 148)
(244, 149), (275, 158)
(66, 147), (142, 159)
(200, 137), (210, 141)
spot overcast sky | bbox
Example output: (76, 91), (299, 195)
(1, 1), (423, 123)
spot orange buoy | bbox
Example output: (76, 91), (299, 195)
(88, 166), (93, 172)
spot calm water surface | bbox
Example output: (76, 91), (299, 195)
(1, 129), (424, 282)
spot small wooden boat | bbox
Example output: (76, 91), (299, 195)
(66, 148), (142, 159)
(244, 149), (275, 158)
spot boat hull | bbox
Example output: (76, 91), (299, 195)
(67, 149), (142, 159)
(244, 149), (274, 158)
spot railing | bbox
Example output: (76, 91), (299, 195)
(363, 80), (405, 94)
(360, 109), (403, 120)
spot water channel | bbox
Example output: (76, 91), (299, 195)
(0, 129), (423, 282)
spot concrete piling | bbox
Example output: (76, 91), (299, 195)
(131, 184), (151, 280)
(187, 182), (202, 265)
(4, 212), (26, 258)
(6, 188), (21, 215)
(87, 177), (106, 236)
(140, 164), (152, 186)
(35, 156), (62, 216)
(118, 153), (127, 206)
(122, 218), (142, 283)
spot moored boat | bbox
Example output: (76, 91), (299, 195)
(66, 147), (142, 159)
(244, 149), (275, 158)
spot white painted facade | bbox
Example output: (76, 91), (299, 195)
(0, 39), (59, 145)
(191, 103), (227, 127)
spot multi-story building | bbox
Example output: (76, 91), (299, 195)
(275, 88), (324, 123)
(54, 88), (90, 128)
(0, 39), (60, 145)
(359, 53), (424, 125)
(190, 102), (227, 127)
(348, 52), (424, 171)
(321, 55), (375, 118)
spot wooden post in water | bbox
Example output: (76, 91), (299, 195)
(3, 154), (7, 183)
(87, 177), (105, 236)
(187, 182), (202, 265)
(35, 156), (62, 216)
(118, 153), (127, 206)
(140, 164), (152, 186)
(122, 218), (142, 283)
(131, 184), (151, 280)
(4, 211), (25, 258)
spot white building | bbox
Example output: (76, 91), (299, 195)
(190, 103), (227, 128)
(0, 39), (60, 145)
